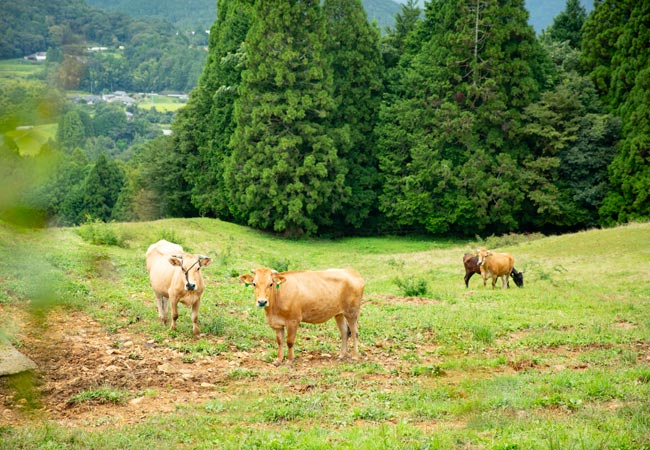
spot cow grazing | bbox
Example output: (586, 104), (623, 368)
(463, 253), (481, 288)
(239, 267), (364, 365)
(476, 247), (515, 289)
(146, 239), (212, 336)
(511, 267), (524, 287)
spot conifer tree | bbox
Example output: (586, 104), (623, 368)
(377, 0), (544, 235)
(79, 153), (124, 223)
(546, 0), (587, 49)
(226, 0), (345, 236)
(57, 110), (86, 151)
(583, 1), (650, 223)
(322, 0), (383, 231)
(175, 0), (253, 219)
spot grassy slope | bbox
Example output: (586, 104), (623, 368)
(0, 219), (649, 449)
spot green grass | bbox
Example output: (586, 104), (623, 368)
(1, 219), (649, 449)
(0, 59), (46, 81)
(137, 95), (186, 112)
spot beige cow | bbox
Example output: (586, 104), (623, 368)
(239, 268), (364, 365)
(476, 247), (515, 289)
(146, 240), (212, 336)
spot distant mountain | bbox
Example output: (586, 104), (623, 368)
(393, 0), (593, 33)
(524, 0), (593, 32)
(86, 0), (402, 32)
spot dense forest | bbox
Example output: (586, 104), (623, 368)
(1, 0), (649, 238)
(0, 0), (205, 93)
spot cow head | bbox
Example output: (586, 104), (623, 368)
(239, 267), (286, 308)
(511, 268), (524, 288)
(476, 248), (491, 266)
(169, 254), (212, 291)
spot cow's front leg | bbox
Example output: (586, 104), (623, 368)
(170, 297), (179, 331)
(191, 300), (201, 337)
(491, 276), (497, 290)
(286, 321), (299, 363)
(156, 294), (169, 325)
(273, 327), (285, 366)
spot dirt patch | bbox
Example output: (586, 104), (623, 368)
(0, 304), (411, 428)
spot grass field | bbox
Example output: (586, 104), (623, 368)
(0, 59), (45, 81)
(4, 123), (57, 156)
(0, 219), (649, 449)
(137, 95), (187, 112)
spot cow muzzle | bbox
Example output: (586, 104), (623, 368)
(186, 282), (196, 291)
(257, 298), (268, 308)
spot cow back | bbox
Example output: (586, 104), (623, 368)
(484, 252), (515, 276)
(274, 269), (364, 324)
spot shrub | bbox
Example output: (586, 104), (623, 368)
(393, 276), (429, 297)
(77, 219), (127, 247)
(264, 257), (291, 272)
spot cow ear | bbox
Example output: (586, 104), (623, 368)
(239, 273), (254, 286)
(272, 274), (287, 286)
(169, 256), (182, 266)
(199, 256), (212, 267)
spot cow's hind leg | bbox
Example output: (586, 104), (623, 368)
(335, 314), (349, 359)
(464, 272), (474, 288)
(170, 298), (179, 331)
(343, 313), (360, 360)
(156, 294), (169, 326)
(286, 321), (299, 363)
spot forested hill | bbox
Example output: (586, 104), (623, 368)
(86, 0), (401, 31)
(0, 0), (205, 92)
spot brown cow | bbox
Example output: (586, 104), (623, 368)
(476, 247), (515, 289)
(146, 240), (212, 336)
(465, 253), (524, 288)
(239, 267), (364, 365)
(463, 253), (481, 288)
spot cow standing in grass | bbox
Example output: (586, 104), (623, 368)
(476, 248), (516, 290)
(239, 267), (364, 365)
(464, 252), (524, 288)
(146, 240), (212, 336)
(463, 253), (481, 288)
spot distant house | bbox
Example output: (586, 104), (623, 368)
(87, 46), (108, 52)
(167, 93), (189, 101)
(24, 52), (46, 62)
(102, 91), (135, 106)
(162, 129), (173, 136)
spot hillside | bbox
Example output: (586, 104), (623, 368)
(0, 219), (649, 447)
(86, 0), (402, 31)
